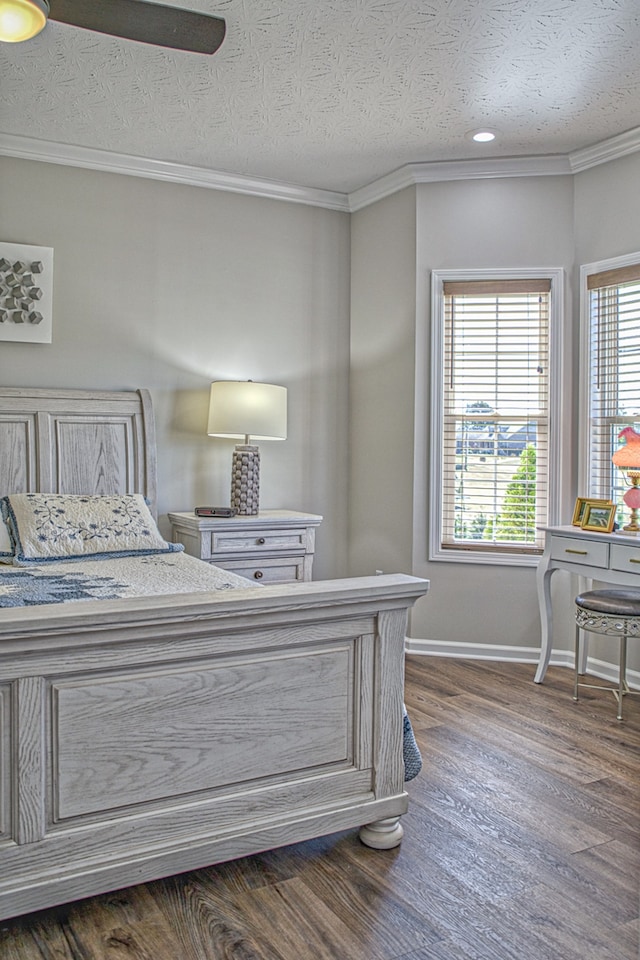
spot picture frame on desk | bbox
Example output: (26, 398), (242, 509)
(572, 496), (612, 527)
(581, 501), (616, 533)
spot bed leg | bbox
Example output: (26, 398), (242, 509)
(358, 816), (404, 850)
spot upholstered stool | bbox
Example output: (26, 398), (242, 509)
(574, 589), (640, 720)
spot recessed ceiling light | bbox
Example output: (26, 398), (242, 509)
(472, 130), (496, 143)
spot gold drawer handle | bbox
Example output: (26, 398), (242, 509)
(630, 558), (640, 564)
(565, 548), (588, 555)
(257, 537), (266, 545)
(254, 570), (263, 579)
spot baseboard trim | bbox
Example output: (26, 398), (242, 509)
(405, 637), (640, 690)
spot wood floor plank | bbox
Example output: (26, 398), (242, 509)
(584, 773), (640, 822)
(54, 887), (186, 960)
(422, 723), (628, 852)
(417, 689), (627, 785)
(409, 753), (638, 932)
(152, 870), (286, 960)
(617, 917), (640, 955)
(253, 835), (441, 956)
(505, 880), (637, 960)
(1, 656), (637, 960)
(0, 907), (81, 960)
(572, 839), (640, 901)
(0, 927), (45, 960)
(347, 813), (583, 960)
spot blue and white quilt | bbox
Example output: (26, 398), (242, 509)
(0, 552), (254, 607)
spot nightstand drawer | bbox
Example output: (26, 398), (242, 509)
(550, 536), (609, 567)
(210, 527), (308, 556)
(214, 556), (305, 584)
(168, 510), (322, 583)
(610, 542), (640, 573)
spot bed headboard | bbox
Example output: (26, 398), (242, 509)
(0, 387), (157, 513)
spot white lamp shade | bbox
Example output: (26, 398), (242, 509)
(207, 381), (287, 441)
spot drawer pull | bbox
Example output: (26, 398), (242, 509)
(257, 537), (266, 545)
(565, 548), (588, 556)
(630, 558), (640, 564)
(254, 570), (264, 579)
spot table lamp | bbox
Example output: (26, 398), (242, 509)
(612, 426), (640, 532)
(207, 380), (287, 516)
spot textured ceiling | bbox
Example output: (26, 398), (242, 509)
(1, 0), (640, 193)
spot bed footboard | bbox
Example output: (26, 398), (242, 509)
(0, 574), (427, 920)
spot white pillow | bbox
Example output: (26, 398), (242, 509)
(2, 493), (183, 565)
(0, 514), (13, 562)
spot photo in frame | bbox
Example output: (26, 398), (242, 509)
(572, 496), (611, 527)
(581, 501), (616, 533)
(0, 241), (53, 344)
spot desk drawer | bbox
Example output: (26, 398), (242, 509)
(550, 536), (609, 568)
(610, 542), (640, 574)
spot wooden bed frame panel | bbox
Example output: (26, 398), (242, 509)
(0, 387), (428, 921)
(0, 386), (156, 511)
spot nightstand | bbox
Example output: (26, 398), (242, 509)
(168, 509), (323, 584)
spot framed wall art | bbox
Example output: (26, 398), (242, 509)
(0, 241), (53, 344)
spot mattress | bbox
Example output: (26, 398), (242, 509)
(0, 551), (254, 608)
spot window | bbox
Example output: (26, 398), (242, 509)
(430, 270), (564, 564)
(581, 255), (640, 517)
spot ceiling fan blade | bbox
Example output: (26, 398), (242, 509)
(48, 0), (226, 54)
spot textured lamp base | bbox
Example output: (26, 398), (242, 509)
(231, 444), (260, 516)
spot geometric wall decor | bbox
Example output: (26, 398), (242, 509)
(0, 241), (53, 343)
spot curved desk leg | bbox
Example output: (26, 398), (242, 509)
(535, 556), (556, 683)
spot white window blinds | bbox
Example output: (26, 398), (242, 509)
(440, 279), (551, 556)
(585, 262), (640, 510)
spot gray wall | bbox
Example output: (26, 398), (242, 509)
(414, 175), (575, 647)
(351, 175), (577, 649)
(349, 187), (417, 579)
(0, 157), (351, 579)
(574, 152), (640, 265)
(351, 156), (640, 674)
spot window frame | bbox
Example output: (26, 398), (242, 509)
(429, 267), (565, 565)
(579, 250), (640, 500)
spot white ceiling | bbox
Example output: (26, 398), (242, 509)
(1, 0), (640, 196)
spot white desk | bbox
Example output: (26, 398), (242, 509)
(535, 525), (640, 682)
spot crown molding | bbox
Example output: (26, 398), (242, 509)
(348, 155), (571, 211)
(0, 133), (350, 212)
(569, 125), (640, 173)
(2, 123), (640, 213)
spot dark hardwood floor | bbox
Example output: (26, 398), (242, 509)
(1, 657), (638, 960)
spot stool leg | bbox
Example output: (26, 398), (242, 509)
(573, 623), (580, 703)
(617, 631), (627, 721)
(578, 626), (588, 675)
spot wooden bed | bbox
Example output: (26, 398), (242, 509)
(0, 387), (428, 921)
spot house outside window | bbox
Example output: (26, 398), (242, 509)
(580, 253), (640, 520)
(430, 269), (564, 565)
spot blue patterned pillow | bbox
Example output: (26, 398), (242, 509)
(2, 494), (183, 565)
